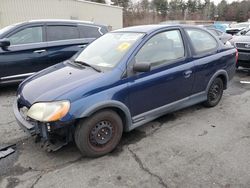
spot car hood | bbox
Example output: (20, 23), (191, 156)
(18, 62), (104, 106)
(230, 35), (250, 43)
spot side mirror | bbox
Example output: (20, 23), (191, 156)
(133, 62), (151, 72)
(0, 38), (10, 48)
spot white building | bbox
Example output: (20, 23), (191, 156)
(0, 0), (123, 29)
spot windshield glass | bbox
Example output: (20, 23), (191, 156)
(75, 32), (144, 71)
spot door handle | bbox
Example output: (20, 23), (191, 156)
(33, 49), (46, 54)
(183, 70), (192, 78)
(78, 44), (87, 48)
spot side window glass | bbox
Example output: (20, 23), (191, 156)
(186, 28), (218, 55)
(135, 30), (185, 68)
(79, 25), (102, 38)
(47, 26), (79, 41)
(9, 27), (43, 45)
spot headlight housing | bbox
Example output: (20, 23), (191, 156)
(27, 101), (70, 122)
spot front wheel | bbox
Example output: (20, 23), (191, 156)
(203, 77), (224, 107)
(74, 110), (123, 157)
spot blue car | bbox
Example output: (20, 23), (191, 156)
(14, 25), (237, 157)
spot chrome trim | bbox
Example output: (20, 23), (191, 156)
(78, 23), (103, 35)
(9, 42), (46, 47)
(10, 37), (91, 48)
(235, 42), (250, 50)
(29, 19), (94, 24)
(0, 72), (35, 80)
(0, 79), (24, 85)
(33, 49), (46, 53)
(98, 27), (103, 35)
(46, 38), (94, 45)
(78, 44), (87, 48)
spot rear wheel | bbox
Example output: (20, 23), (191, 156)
(203, 77), (224, 107)
(74, 110), (123, 157)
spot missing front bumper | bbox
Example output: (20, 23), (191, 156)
(13, 100), (75, 151)
(13, 100), (36, 135)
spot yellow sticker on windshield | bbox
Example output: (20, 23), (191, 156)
(117, 42), (131, 51)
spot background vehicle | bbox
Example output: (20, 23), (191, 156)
(230, 28), (250, 68)
(203, 23), (229, 33)
(226, 22), (250, 35)
(0, 19), (108, 85)
(207, 28), (232, 44)
(213, 23), (230, 32)
(14, 25), (237, 157)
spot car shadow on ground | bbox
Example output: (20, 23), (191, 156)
(0, 84), (18, 95)
(236, 67), (250, 77)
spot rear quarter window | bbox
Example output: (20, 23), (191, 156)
(79, 25), (102, 38)
(186, 28), (218, 55)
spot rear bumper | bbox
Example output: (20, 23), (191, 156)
(238, 51), (250, 62)
(237, 51), (250, 68)
(238, 61), (250, 68)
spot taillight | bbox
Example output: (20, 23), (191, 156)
(235, 50), (238, 64)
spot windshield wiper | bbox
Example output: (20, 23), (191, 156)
(74, 60), (101, 72)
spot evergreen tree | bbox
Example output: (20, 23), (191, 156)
(209, 2), (216, 20)
(217, 0), (227, 20)
(141, 0), (150, 12)
(152, 0), (168, 17)
(112, 0), (130, 9)
(187, 0), (197, 13)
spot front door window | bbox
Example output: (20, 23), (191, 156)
(135, 30), (185, 69)
(9, 27), (43, 45)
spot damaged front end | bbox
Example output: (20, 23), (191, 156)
(13, 100), (75, 152)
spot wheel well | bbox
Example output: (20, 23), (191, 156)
(107, 107), (127, 131)
(217, 74), (227, 89)
(79, 107), (128, 131)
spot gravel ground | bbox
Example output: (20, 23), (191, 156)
(0, 70), (250, 188)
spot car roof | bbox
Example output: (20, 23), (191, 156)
(207, 28), (221, 32)
(12, 19), (106, 27)
(28, 19), (93, 24)
(113, 24), (195, 34)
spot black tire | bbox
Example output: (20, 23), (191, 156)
(74, 110), (123, 157)
(203, 77), (224, 107)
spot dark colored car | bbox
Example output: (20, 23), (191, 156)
(0, 19), (108, 85)
(230, 28), (250, 68)
(207, 28), (232, 44)
(14, 25), (237, 157)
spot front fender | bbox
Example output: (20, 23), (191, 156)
(71, 99), (133, 132)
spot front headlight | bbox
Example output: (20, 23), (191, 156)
(27, 101), (70, 122)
